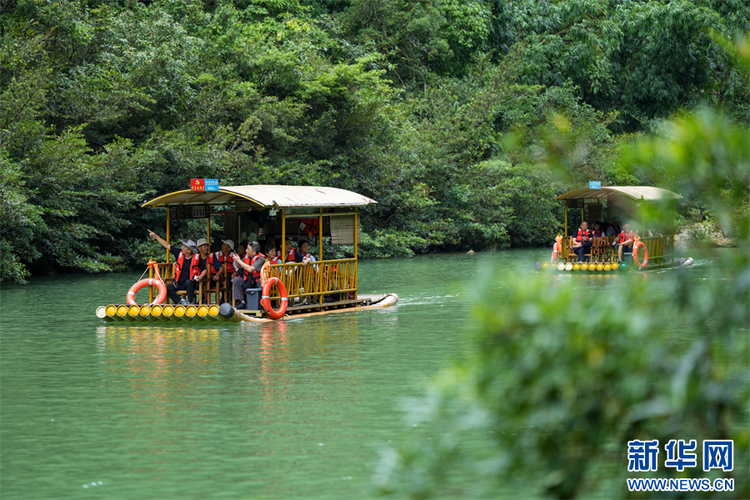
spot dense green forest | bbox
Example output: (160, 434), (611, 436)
(1, 0), (748, 282)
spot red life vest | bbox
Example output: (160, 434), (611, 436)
(212, 251), (236, 273)
(268, 256), (282, 266)
(243, 253), (266, 282)
(174, 252), (200, 282)
(286, 249), (297, 263)
(591, 230), (604, 238)
(575, 228), (591, 243)
(618, 231), (634, 244)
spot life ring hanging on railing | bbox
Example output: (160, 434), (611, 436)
(261, 276), (288, 320)
(127, 278), (167, 305)
(633, 238), (649, 270)
(551, 235), (563, 263)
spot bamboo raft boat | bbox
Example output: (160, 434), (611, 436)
(536, 185), (694, 273)
(95, 183), (398, 322)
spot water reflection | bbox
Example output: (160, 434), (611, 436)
(95, 315), (364, 414)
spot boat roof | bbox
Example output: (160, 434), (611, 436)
(142, 185), (378, 209)
(555, 186), (681, 201)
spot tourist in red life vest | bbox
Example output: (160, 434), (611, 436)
(613, 222), (636, 261)
(299, 240), (318, 274)
(284, 238), (311, 265)
(194, 238), (211, 279)
(211, 239), (237, 282)
(263, 244), (282, 280)
(299, 240), (316, 263)
(231, 241), (265, 310)
(266, 245), (283, 266)
(591, 222), (605, 238)
(147, 230), (200, 304)
(571, 221), (593, 262)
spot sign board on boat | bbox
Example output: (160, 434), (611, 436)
(589, 181), (601, 189)
(190, 179), (219, 191)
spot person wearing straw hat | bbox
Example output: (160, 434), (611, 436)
(148, 230), (200, 304)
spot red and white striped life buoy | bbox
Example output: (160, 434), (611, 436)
(261, 277), (288, 320)
(633, 239), (649, 270)
(551, 241), (562, 262)
(126, 278), (167, 305)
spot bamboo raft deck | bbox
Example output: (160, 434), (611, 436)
(96, 293), (399, 323)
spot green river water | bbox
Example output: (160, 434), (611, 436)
(0, 249), (722, 499)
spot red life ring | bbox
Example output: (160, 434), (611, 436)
(551, 241), (562, 262)
(126, 278), (167, 305)
(633, 240), (649, 270)
(261, 276), (288, 319)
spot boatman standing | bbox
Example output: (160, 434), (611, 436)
(148, 229), (200, 304)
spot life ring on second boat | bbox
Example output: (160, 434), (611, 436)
(551, 235), (564, 263)
(126, 278), (167, 305)
(261, 276), (288, 320)
(632, 239), (649, 270)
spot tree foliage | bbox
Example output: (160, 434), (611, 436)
(372, 38), (750, 499)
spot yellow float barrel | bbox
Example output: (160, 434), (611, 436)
(117, 305), (129, 320)
(105, 304), (118, 319)
(139, 304), (152, 320)
(185, 305), (198, 320)
(173, 304), (186, 319)
(128, 304), (142, 320)
(162, 304), (175, 319)
(208, 304), (221, 321)
(150, 304), (163, 320)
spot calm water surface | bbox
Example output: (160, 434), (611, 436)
(0, 249), (721, 499)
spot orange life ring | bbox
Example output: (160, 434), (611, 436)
(261, 276), (288, 319)
(127, 278), (167, 305)
(551, 241), (562, 262)
(633, 240), (649, 270)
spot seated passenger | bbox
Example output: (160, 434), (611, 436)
(591, 222), (605, 238)
(208, 239), (237, 303)
(195, 238), (211, 280)
(266, 244), (283, 266)
(211, 239), (237, 282)
(299, 240), (316, 263)
(284, 238), (311, 265)
(613, 222), (635, 261)
(231, 242), (265, 310)
(571, 221), (592, 262)
(148, 229), (200, 304)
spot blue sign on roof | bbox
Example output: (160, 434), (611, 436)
(205, 179), (219, 191)
(589, 181), (601, 190)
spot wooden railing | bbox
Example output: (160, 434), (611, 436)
(561, 234), (673, 263)
(146, 258), (358, 305)
(265, 258), (358, 303)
